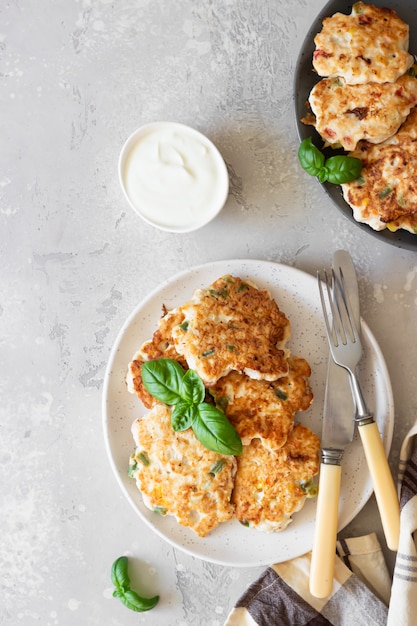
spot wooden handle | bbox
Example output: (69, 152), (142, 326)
(358, 420), (400, 551)
(309, 462), (341, 598)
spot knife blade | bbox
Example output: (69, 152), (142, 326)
(309, 250), (360, 598)
(322, 250), (360, 449)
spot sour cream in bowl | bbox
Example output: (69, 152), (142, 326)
(118, 122), (229, 233)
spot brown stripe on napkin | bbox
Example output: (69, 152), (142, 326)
(399, 451), (417, 509)
(387, 424), (417, 625)
(392, 553), (417, 583)
(235, 567), (332, 625)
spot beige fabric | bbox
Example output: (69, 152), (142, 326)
(271, 551), (351, 613)
(387, 422), (417, 626)
(336, 532), (391, 605)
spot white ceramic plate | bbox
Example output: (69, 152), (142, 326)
(102, 259), (394, 567)
(293, 0), (417, 251)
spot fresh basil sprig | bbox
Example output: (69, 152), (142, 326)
(298, 137), (362, 184)
(141, 358), (243, 456)
(111, 556), (159, 613)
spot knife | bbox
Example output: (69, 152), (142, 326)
(309, 250), (360, 598)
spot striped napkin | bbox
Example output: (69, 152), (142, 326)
(224, 534), (388, 626)
(224, 423), (417, 626)
(387, 422), (417, 626)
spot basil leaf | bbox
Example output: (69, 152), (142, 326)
(298, 137), (362, 185)
(193, 405), (242, 455)
(317, 167), (329, 184)
(111, 556), (159, 613)
(171, 401), (197, 431)
(120, 589), (160, 613)
(298, 137), (325, 177)
(111, 556), (130, 593)
(141, 358), (186, 405)
(141, 358), (242, 455)
(325, 155), (362, 184)
(181, 368), (205, 405)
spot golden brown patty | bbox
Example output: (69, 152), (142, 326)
(341, 107), (417, 232)
(129, 404), (237, 537)
(232, 424), (320, 532)
(171, 275), (291, 386)
(210, 356), (313, 451)
(313, 2), (414, 85)
(126, 307), (188, 409)
(309, 74), (417, 150)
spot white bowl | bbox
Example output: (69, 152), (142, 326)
(118, 122), (229, 233)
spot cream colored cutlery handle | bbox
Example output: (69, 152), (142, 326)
(358, 420), (400, 551)
(309, 463), (341, 598)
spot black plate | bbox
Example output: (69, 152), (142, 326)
(293, 0), (417, 251)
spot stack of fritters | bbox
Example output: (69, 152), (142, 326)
(304, 2), (417, 233)
(127, 275), (319, 537)
(307, 2), (416, 150)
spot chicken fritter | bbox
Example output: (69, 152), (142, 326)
(313, 2), (414, 85)
(129, 404), (237, 537)
(171, 275), (291, 386)
(309, 74), (417, 151)
(210, 356), (313, 451)
(126, 306), (187, 409)
(341, 107), (417, 233)
(232, 423), (320, 532)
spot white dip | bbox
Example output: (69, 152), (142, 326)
(121, 123), (228, 232)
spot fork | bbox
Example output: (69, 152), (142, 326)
(318, 268), (400, 551)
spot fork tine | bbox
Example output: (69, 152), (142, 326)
(333, 267), (360, 345)
(331, 269), (349, 345)
(317, 270), (334, 345)
(317, 269), (344, 348)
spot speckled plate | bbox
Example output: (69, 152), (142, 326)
(293, 0), (417, 251)
(102, 259), (394, 567)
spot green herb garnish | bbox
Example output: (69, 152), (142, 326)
(209, 459), (226, 476)
(274, 388), (288, 401)
(141, 358), (242, 456)
(153, 506), (167, 515)
(298, 137), (362, 184)
(111, 556), (159, 613)
(299, 479), (318, 499)
(379, 186), (393, 199)
(209, 288), (228, 298)
(137, 451), (150, 466)
(128, 460), (137, 477)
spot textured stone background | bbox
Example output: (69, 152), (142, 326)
(1, 1), (417, 624)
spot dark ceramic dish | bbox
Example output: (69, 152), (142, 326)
(293, 0), (417, 251)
